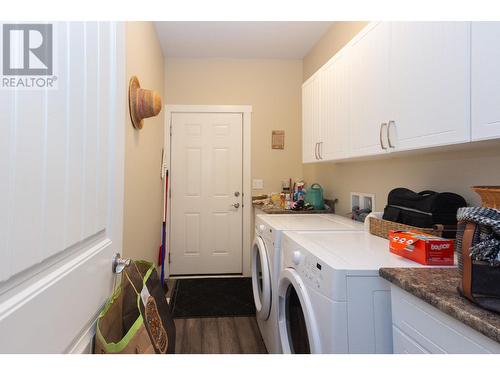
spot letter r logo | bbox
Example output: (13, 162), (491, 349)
(2, 24), (53, 76)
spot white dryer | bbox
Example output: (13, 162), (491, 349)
(277, 230), (426, 354)
(251, 214), (364, 354)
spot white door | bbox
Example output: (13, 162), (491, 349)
(170, 112), (243, 275)
(388, 22), (470, 150)
(320, 50), (351, 161)
(350, 22), (391, 157)
(471, 22), (500, 141)
(302, 74), (321, 163)
(0, 22), (125, 353)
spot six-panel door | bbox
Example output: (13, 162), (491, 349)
(170, 112), (243, 275)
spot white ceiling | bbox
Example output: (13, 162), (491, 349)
(154, 22), (334, 59)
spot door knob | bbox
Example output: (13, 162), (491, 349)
(112, 253), (131, 274)
(234, 191), (240, 197)
(232, 203), (240, 208)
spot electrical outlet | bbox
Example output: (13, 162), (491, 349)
(252, 179), (264, 189)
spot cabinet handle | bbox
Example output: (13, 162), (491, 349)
(380, 123), (388, 150)
(388, 120), (395, 149)
(319, 142), (323, 160)
(314, 142), (319, 160)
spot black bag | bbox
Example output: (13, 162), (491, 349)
(383, 188), (466, 229)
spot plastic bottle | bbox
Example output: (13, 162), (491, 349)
(285, 193), (291, 210)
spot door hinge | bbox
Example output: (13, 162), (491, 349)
(170, 124), (172, 136)
(168, 252), (171, 264)
(169, 188), (171, 198)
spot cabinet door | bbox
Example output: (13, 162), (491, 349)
(471, 22), (500, 141)
(393, 326), (429, 354)
(391, 286), (500, 354)
(302, 74), (321, 163)
(350, 22), (391, 157)
(320, 50), (350, 161)
(388, 22), (470, 151)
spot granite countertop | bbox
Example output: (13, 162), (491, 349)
(379, 267), (500, 344)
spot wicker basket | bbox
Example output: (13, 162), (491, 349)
(472, 186), (500, 209)
(369, 216), (444, 240)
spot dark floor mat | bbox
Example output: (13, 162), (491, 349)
(170, 277), (256, 318)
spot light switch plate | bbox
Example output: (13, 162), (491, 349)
(252, 179), (264, 189)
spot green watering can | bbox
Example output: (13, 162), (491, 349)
(305, 183), (324, 210)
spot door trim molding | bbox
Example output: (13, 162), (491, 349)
(165, 104), (252, 114)
(164, 105), (252, 277)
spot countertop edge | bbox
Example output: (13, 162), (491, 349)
(379, 267), (500, 345)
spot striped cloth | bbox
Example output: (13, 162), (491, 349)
(457, 207), (500, 266)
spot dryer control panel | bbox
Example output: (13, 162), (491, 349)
(281, 236), (338, 299)
(300, 253), (324, 291)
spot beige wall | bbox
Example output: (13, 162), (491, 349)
(123, 22), (165, 262)
(303, 21), (368, 81)
(164, 58), (304, 195)
(304, 146), (500, 215)
(302, 22), (500, 215)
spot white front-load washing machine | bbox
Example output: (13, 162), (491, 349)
(277, 230), (427, 354)
(251, 214), (364, 354)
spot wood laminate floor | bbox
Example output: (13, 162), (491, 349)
(167, 278), (267, 354)
(174, 317), (267, 354)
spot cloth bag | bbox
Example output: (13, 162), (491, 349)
(456, 207), (500, 313)
(94, 260), (176, 354)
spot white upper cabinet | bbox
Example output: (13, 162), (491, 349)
(388, 22), (470, 151)
(350, 22), (391, 157)
(302, 73), (321, 163)
(471, 22), (500, 141)
(302, 21), (498, 164)
(320, 49), (351, 160)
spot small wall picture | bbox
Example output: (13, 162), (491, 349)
(272, 130), (285, 149)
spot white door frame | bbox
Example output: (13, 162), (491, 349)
(164, 105), (252, 277)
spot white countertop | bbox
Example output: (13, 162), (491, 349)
(283, 230), (430, 271)
(256, 213), (365, 231)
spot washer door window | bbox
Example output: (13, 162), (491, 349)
(278, 268), (320, 353)
(251, 236), (271, 320)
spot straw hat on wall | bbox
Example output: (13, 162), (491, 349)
(128, 76), (162, 130)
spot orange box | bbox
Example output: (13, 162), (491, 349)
(388, 230), (454, 266)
